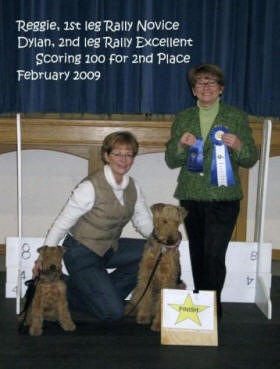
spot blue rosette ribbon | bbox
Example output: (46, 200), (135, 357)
(187, 137), (204, 172)
(210, 126), (235, 186)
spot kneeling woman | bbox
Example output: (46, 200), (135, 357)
(33, 131), (153, 322)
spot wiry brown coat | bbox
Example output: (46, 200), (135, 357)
(19, 246), (76, 336)
(126, 203), (187, 332)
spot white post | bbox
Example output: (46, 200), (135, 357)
(254, 119), (272, 319)
(16, 113), (22, 314)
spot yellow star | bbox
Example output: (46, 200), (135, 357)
(168, 294), (209, 326)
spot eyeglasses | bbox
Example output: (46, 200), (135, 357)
(195, 80), (218, 88)
(110, 151), (134, 160)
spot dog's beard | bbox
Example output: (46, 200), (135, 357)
(40, 269), (62, 282)
(152, 231), (180, 246)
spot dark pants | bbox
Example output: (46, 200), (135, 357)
(180, 200), (240, 316)
(63, 234), (145, 322)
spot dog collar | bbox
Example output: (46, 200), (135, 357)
(161, 244), (180, 253)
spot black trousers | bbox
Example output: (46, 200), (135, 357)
(180, 200), (240, 308)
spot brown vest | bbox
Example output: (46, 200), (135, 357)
(70, 168), (137, 256)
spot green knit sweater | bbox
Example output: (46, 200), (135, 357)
(165, 103), (259, 201)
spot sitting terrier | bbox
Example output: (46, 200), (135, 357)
(125, 203), (187, 332)
(18, 246), (76, 336)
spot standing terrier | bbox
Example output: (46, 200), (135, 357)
(126, 203), (187, 332)
(18, 246), (76, 336)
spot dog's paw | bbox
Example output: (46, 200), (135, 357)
(177, 282), (187, 290)
(61, 320), (76, 331)
(136, 315), (152, 325)
(150, 320), (160, 332)
(29, 326), (43, 336)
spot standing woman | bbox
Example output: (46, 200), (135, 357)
(165, 64), (258, 318)
(34, 131), (153, 322)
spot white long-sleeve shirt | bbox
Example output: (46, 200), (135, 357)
(45, 165), (153, 246)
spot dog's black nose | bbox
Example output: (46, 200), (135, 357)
(167, 237), (175, 245)
(50, 264), (56, 271)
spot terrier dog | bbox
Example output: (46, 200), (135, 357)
(126, 203), (187, 332)
(18, 246), (76, 336)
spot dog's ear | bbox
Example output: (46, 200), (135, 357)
(178, 206), (187, 221)
(151, 203), (165, 214)
(37, 246), (47, 254)
(58, 246), (67, 255)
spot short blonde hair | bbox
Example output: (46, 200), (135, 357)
(101, 131), (139, 163)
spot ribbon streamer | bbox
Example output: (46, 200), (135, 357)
(210, 126), (235, 186)
(187, 137), (204, 172)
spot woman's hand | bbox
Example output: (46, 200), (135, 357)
(32, 259), (42, 278)
(179, 132), (197, 148)
(222, 133), (242, 152)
